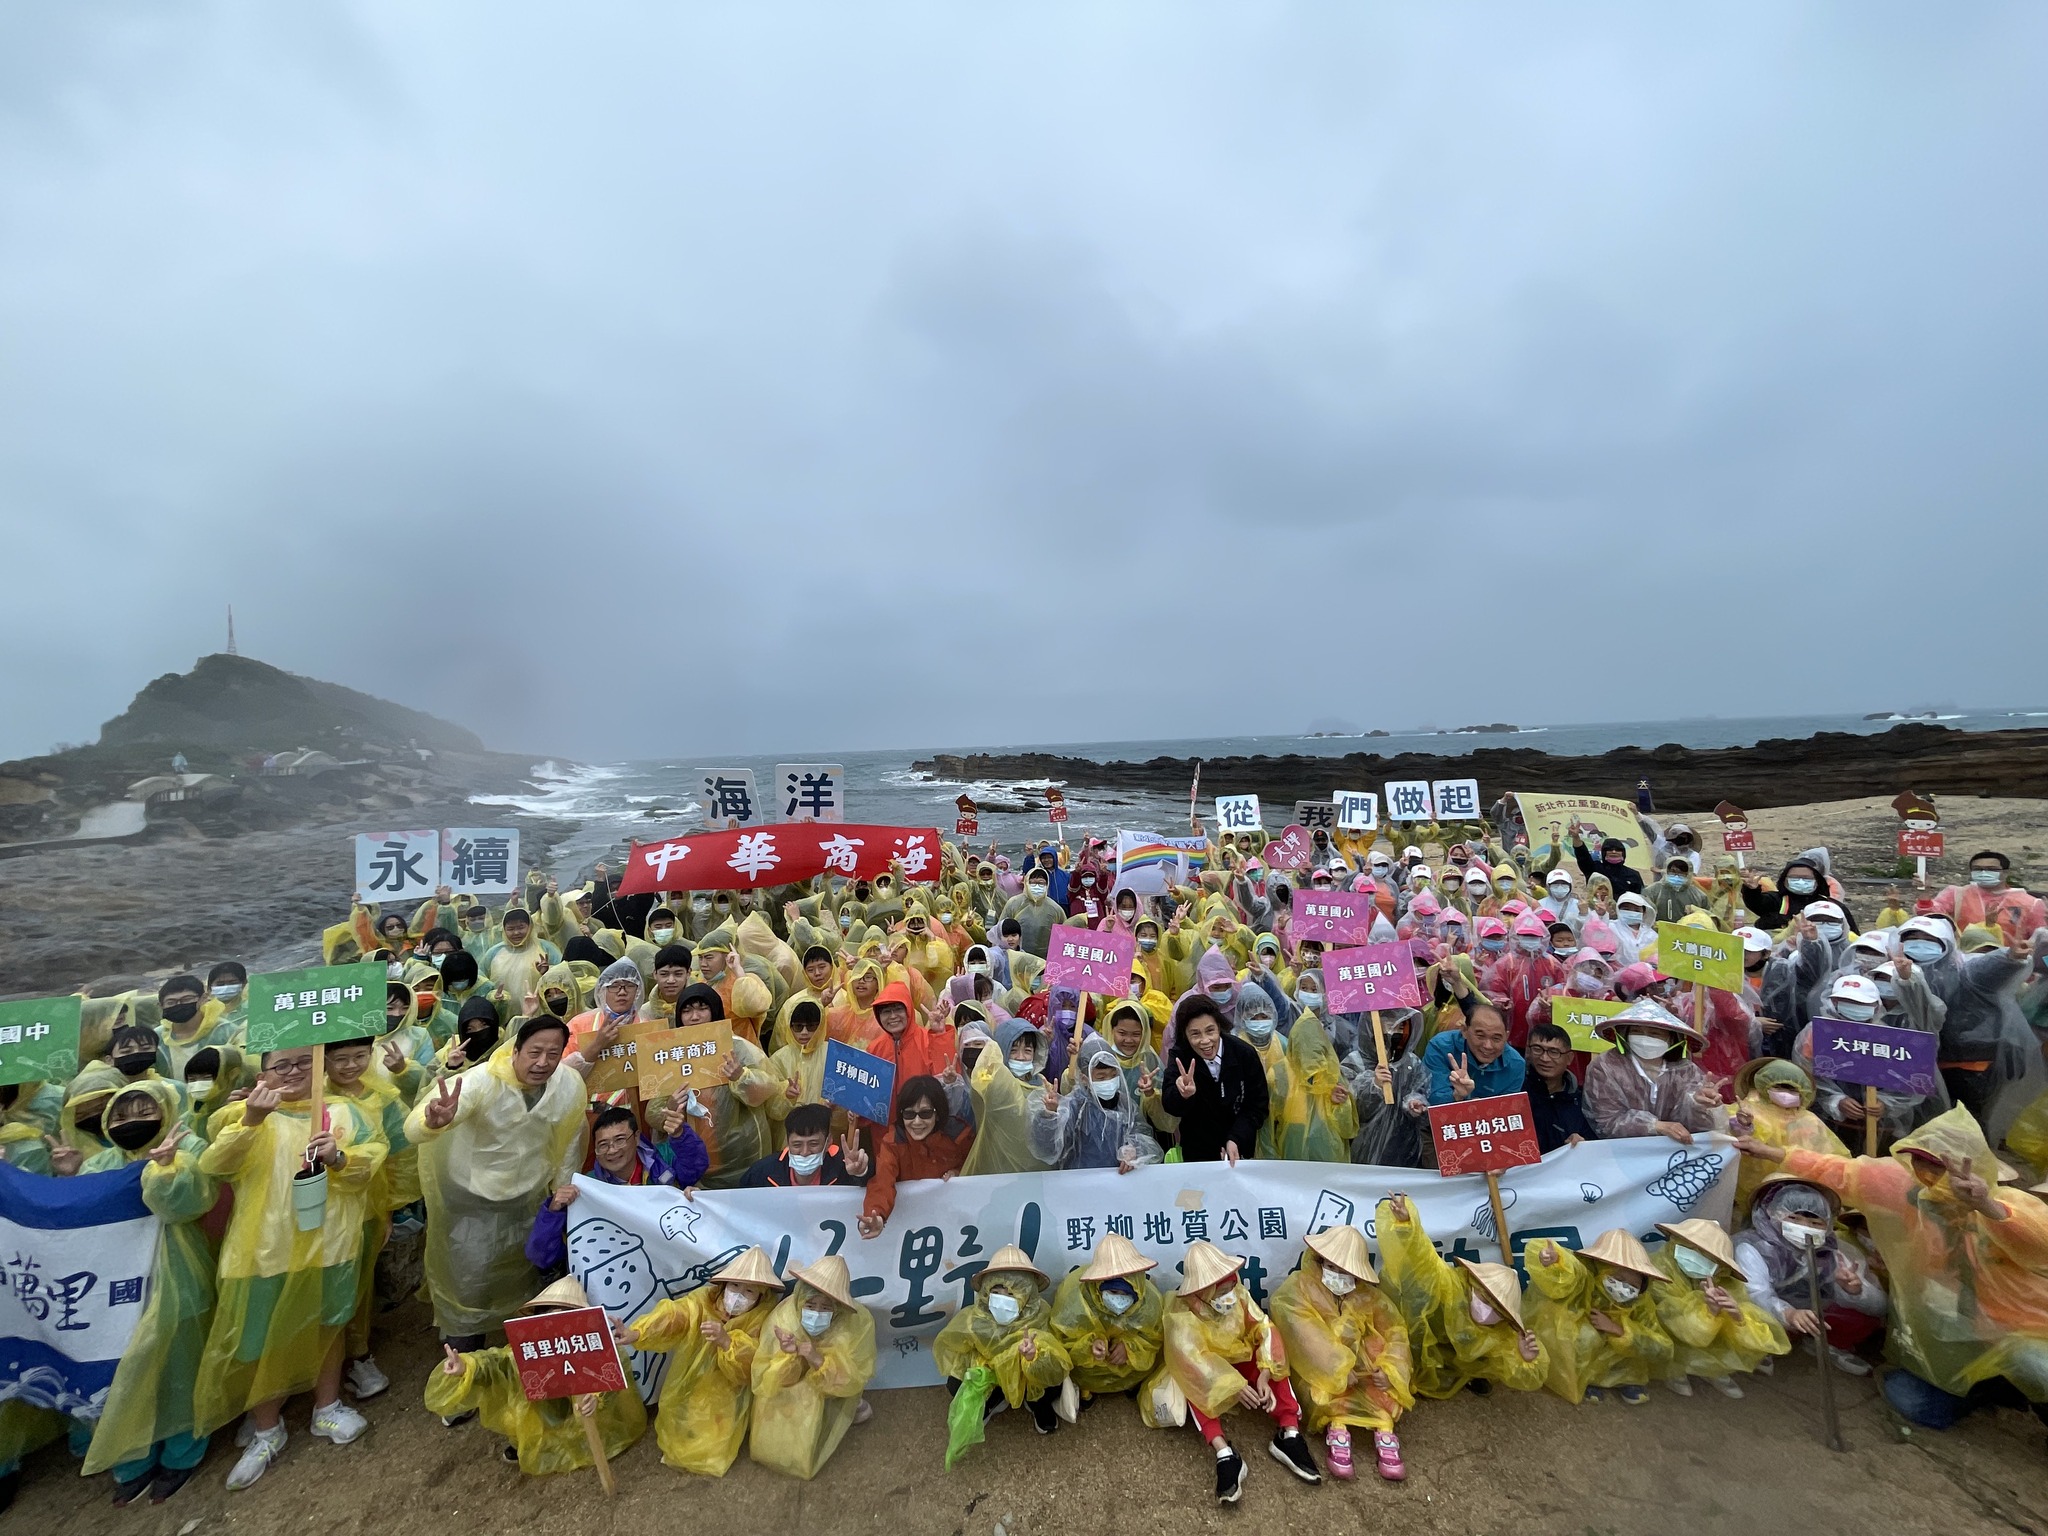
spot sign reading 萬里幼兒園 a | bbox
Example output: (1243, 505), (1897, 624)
(0, 995), (82, 1087)
(244, 963), (386, 1054)
(503, 1305), (631, 1400)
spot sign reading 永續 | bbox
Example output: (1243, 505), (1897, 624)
(244, 963), (386, 1054)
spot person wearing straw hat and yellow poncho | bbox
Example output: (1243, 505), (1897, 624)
(749, 1254), (877, 1479)
(1049, 1234), (1166, 1399)
(1373, 1194), (1547, 1399)
(936, 1245), (1072, 1462)
(621, 1246), (784, 1475)
(1268, 1225), (1413, 1482)
(1141, 1240), (1322, 1503)
(424, 1276), (646, 1474)
(1525, 1230), (1675, 1405)
(1650, 1218), (1789, 1399)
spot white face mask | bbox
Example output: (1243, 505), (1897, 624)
(1619, 911), (1642, 929)
(1833, 1001), (1876, 1023)
(1138, 937), (1158, 952)
(1516, 935), (1544, 954)
(985, 1291), (1021, 1325)
(1027, 884), (1048, 900)
(1469, 1294), (1502, 1327)
(1672, 1246), (1718, 1280)
(939, 911), (955, 924)
(211, 983), (242, 1001)
(788, 1150), (825, 1177)
(693, 898), (714, 913)
(1767, 1087), (1802, 1109)
(800, 1306), (835, 1337)
(1548, 884), (1572, 901)
(1090, 1075), (1122, 1103)
(1242, 1018), (1276, 1043)
(1008, 1058), (1036, 1079)
(1813, 922), (1844, 942)
(1626, 1033), (1671, 1061)
(386, 962), (405, 980)
(723, 1285), (756, 1316)
(1208, 1290), (1238, 1314)
(1600, 1275), (1641, 1306)
(1321, 1266), (1356, 1296)
(1970, 869), (2002, 888)
(186, 1076), (215, 1099)
(1902, 938), (1945, 964)
(649, 926), (675, 944)
(1781, 1220), (1827, 1249)
(1100, 1287), (1136, 1316)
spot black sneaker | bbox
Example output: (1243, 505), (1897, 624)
(111, 1473), (153, 1506)
(500, 1443), (521, 1464)
(1215, 1450), (1247, 1503)
(441, 1409), (478, 1428)
(1270, 1428), (1322, 1483)
(148, 1466), (196, 1505)
(1466, 1376), (1493, 1396)
(1028, 1394), (1060, 1434)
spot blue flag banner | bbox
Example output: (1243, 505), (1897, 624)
(0, 1159), (160, 1419)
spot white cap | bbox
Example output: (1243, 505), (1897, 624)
(1804, 900), (1846, 924)
(1829, 974), (1881, 1008)
(1735, 925), (1772, 954)
(1618, 891), (1649, 911)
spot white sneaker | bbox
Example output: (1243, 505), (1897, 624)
(226, 1426), (287, 1491)
(234, 1417), (255, 1448)
(1828, 1347), (1872, 1377)
(310, 1399), (370, 1445)
(345, 1356), (390, 1400)
(1707, 1375), (1745, 1399)
(853, 1398), (873, 1425)
(1665, 1376), (1694, 1397)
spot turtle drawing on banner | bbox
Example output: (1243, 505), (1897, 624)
(568, 1215), (752, 1402)
(1644, 1150), (1726, 1213)
(1470, 1186), (1518, 1242)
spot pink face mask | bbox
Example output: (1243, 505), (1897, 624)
(1767, 1087), (1802, 1110)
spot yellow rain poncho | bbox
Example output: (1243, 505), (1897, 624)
(1048, 1271), (1164, 1396)
(325, 1068), (411, 1359)
(736, 911), (800, 993)
(1524, 1240), (1674, 1402)
(0, 1080), (62, 1172)
(1732, 1059), (1847, 1220)
(1262, 1014), (1358, 1163)
(403, 1045), (588, 1337)
(765, 1024), (836, 1147)
(1784, 1107), (2048, 1399)
(423, 1348), (645, 1474)
(1267, 1268), (1412, 1433)
(1373, 1198), (1546, 1397)
(80, 1081), (220, 1476)
(1650, 1251), (1787, 1380)
(628, 1285), (773, 1474)
(960, 1021), (1056, 1177)
(686, 1033), (778, 1190)
(932, 1281), (1070, 1409)
(181, 1045), (254, 1138)
(59, 1062), (126, 1159)
(193, 1092), (387, 1431)
(1139, 1281), (1285, 1429)
(749, 1286), (877, 1480)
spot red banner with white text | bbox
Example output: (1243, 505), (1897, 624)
(617, 824), (945, 894)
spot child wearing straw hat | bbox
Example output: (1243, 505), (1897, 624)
(1373, 1194), (1547, 1399)
(621, 1245), (785, 1475)
(1049, 1234), (1166, 1399)
(749, 1254), (877, 1479)
(1268, 1225), (1413, 1482)
(934, 1244), (1073, 1456)
(1650, 1219), (1789, 1399)
(1525, 1231), (1675, 1404)
(424, 1276), (647, 1474)
(1141, 1239), (1321, 1503)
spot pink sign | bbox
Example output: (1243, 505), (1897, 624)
(1265, 825), (1313, 871)
(1044, 927), (1137, 997)
(1291, 890), (1375, 946)
(1323, 942), (1423, 1012)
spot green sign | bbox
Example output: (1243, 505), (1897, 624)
(0, 995), (82, 1087)
(1654, 923), (1744, 993)
(245, 963), (386, 1054)
(1551, 995), (1625, 1054)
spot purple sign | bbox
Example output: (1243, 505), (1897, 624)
(1811, 1016), (1938, 1096)
(1044, 926), (1137, 998)
(1323, 942), (1423, 1013)
(1291, 891), (1375, 947)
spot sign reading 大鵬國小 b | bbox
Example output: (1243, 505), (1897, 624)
(1654, 923), (1743, 992)
(0, 995), (82, 1087)
(244, 963), (386, 1054)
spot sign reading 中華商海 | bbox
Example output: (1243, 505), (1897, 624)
(1044, 928), (1137, 997)
(0, 996), (82, 1087)
(1654, 923), (1743, 993)
(1323, 943), (1422, 1012)
(244, 963), (386, 1054)
(618, 825), (944, 894)
(633, 1023), (735, 1102)
(582, 1024), (655, 1097)
(1812, 1017), (1939, 1097)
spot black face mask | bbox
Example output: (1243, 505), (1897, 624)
(545, 994), (569, 1018)
(78, 1112), (105, 1140)
(112, 1052), (156, 1079)
(109, 1117), (164, 1151)
(161, 1000), (200, 1025)
(460, 1030), (499, 1058)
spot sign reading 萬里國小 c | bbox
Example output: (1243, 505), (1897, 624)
(244, 963), (386, 1054)
(1654, 923), (1743, 992)
(1291, 892), (1375, 947)
(0, 996), (82, 1087)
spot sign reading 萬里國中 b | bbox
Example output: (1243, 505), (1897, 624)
(244, 963), (386, 1054)
(0, 995), (82, 1087)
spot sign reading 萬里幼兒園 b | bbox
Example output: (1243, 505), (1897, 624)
(0, 995), (82, 1087)
(244, 963), (386, 1054)
(1428, 1092), (1542, 1178)
(1653, 923), (1743, 993)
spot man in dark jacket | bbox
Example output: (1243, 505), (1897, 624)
(741, 1102), (871, 1188)
(1161, 996), (1270, 1165)
(1521, 1022), (1594, 1151)
(1571, 833), (1644, 897)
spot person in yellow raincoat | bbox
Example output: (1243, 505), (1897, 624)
(1140, 1241), (1322, 1502)
(320, 1036), (412, 1403)
(1372, 1194), (1547, 1398)
(195, 1043), (388, 1490)
(664, 983), (777, 1188)
(1524, 1231), (1674, 1405)
(1729, 1058), (1847, 1220)
(1738, 1106), (2048, 1423)
(961, 1020), (1057, 1177)
(1651, 1218), (1788, 1398)
(1268, 1225), (1413, 1482)
(78, 1080), (219, 1504)
(622, 1247), (784, 1474)
(404, 1015), (588, 1353)
(1262, 1012), (1358, 1162)
(424, 1275), (646, 1474)
(750, 1254), (876, 1479)
(0, 1078), (63, 1172)
(768, 945), (841, 1052)
(1049, 1234), (1165, 1401)
(177, 1044), (253, 1141)
(900, 901), (956, 993)
(935, 1245), (1073, 1459)
(765, 999), (837, 1143)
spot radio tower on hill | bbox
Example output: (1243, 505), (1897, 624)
(227, 605), (238, 656)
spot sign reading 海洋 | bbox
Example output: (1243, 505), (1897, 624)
(440, 828), (519, 896)
(244, 963), (386, 1054)
(821, 1040), (897, 1124)
(503, 1305), (631, 1400)
(1383, 781), (1434, 823)
(1334, 791), (1380, 832)
(1291, 892), (1376, 947)
(355, 829), (437, 902)
(1428, 1092), (1542, 1178)
(776, 763), (845, 823)
(0, 995), (82, 1087)
(1323, 942), (1422, 1012)
(1044, 928), (1137, 997)
(698, 769), (762, 829)
(619, 825), (944, 894)
(1654, 923), (1743, 992)
(634, 1024), (736, 1103)
(1215, 795), (1261, 835)
(1812, 1017), (1939, 1096)
(1550, 996), (1625, 1054)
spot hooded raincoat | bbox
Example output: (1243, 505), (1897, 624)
(1374, 1197), (1546, 1397)
(628, 1283), (775, 1474)
(1523, 1240), (1674, 1402)
(748, 1284), (876, 1479)
(1267, 1265), (1412, 1432)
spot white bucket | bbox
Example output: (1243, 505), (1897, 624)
(292, 1166), (329, 1231)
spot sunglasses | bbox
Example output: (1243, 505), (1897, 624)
(901, 1105), (939, 1122)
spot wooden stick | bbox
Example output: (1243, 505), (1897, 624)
(309, 1043), (325, 1140)
(579, 1398), (615, 1495)
(1485, 1170), (1513, 1267)
(1864, 1084), (1880, 1158)
(1370, 1011), (1393, 1104)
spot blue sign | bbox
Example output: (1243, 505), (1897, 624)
(821, 1040), (896, 1124)
(1812, 1016), (1939, 1096)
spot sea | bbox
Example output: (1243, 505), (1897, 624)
(468, 707), (2048, 877)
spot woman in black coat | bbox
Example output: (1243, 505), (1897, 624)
(1161, 996), (1270, 1165)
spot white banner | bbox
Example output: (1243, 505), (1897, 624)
(439, 827), (519, 895)
(566, 1137), (1735, 1399)
(354, 829), (437, 902)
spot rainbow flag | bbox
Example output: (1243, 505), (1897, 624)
(1115, 833), (1208, 892)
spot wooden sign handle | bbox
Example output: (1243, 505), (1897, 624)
(579, 1397), (615, 1495)
(1370, 1011), (1393, 1104)
(1864, 1084), (1880, 1158)
(1484, 1170), (1513, 1267)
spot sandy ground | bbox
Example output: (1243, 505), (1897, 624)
(13, 1290), (2048, 1536)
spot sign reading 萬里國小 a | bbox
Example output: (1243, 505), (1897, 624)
(1044, 928), (1137, 997)
(244, 963), (386, 1054)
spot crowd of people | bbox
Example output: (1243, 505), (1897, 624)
(6, 810), (2048, 1508)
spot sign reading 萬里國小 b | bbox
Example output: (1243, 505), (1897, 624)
(1812, 1017), (1938, 1096)
(0, 995), (82, 1087)
(1654, 923), (1743, 992)
(1323, 942), (1422, 1012)
(821, 1040), (896, 1123)
(244, 963), (386, 1054)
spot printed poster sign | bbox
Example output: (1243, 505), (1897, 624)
(0, 995), (82, 1087)
(583, 1024), (655, 1098)
(698, 769), (762, 829)
(1654, 923), (1743, 993)
(440, 827), (519, 896)
(1715, 801), (1755, 854)
(775, 763), (846, 823)
(244, 962), (386, 1054)
(1215, 795), (1261, 835)
(1550, 996), (1625, 1054)
(1323, 943), (1423, 1012)
(1383, 781), (1434, 823)
(1431, 779), (1482, 822)
(1044, 928), (1137, 997)
(1512, 792), (1652, 875)
(1899, 829), (1945, 859)
(635, 1023), (736, 1102)
(821, 1040), (897, 1124)
(1812, 1017), (1939, 1096)
(503, 1305), (631, 1399)
(1428, 1092), (1542, 1177)
(1291, 892), (1375, 947)
(355, 829), (437, 902)
(1263, 825), (1313, 871)
(1293, 801), (1337, 832)
(1334, 791), (1380, 832)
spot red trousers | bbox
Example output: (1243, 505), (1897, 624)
(1188, 1359), (1301, 1440)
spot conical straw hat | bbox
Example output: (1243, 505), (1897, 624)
(1454, 1259), (1525, 1329)
(790, 1253), (856, 1310)
(1656, 1219), (1738, 1276)
(526, 1275), (591, 1312)
(711, 1246), (787, 1291)
(1078, 1232), (1157, 1283)
(979, 1243), (1049, 1288)
(1177, 1240), (1245, 1298)
(1303, 1225), (1377, 1284)
(1580, 1228), (1659, 1279)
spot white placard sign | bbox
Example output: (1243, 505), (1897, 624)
(354, 829), (438, 901)
(697, 769), (762, 829)
(775, 763), (846, 823)
(1334, 791), (1380, 831)
(1432, 779), (1482, 821)
(1383, 781), (1435, 823)
(439, 828), (520, 895)
(1214, 795), (1262, 835)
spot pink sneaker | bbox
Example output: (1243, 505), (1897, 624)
(1325, 1429), (1354, 1480)
(1373, 1430), (1406, 1482)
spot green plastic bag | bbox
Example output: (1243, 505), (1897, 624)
(945, 1365), (998, 1470)
(1164, 1146), (1183, 1164)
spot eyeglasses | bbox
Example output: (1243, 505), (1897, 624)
(900, 1106), (939, 1122)
(1526, 1040), (1574, 1056)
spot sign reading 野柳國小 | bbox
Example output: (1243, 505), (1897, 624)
(820, 1040), (897, 1124)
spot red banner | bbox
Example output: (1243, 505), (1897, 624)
(618, 824), (945, 894)
(502, 1305), (630, 1400)
(1428, 1092), (1542, 1177)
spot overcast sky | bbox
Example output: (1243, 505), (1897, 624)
(4, 3), (2045, 763)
